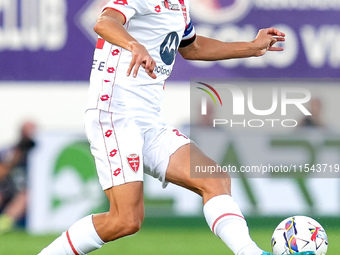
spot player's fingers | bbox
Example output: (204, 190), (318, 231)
(267, 27), (285, 37)
(142, 58), (157, 79)
(132, 60), (142, 78)
(144, 66), (157, 79)
(267, 39), (283, 51)
(268, 36), (284, 51)
(127, 57), (136, 77)
(274, 36), (285, 42)
(146, 70), (157, 79)
(146, 61), (157, 79)
(148, 70), (157, 79)
(267, 46), (284, 51)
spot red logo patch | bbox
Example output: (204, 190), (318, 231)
(155, 5), (161, 13)
(107, 67), (115, 73)
(112, 49), (120, 56)
(114, 0), (128, 5)
(127, 154), (140, 173)
(109, 149), (117, 157)
(105, 130), (113, 137)
(100, 95), (109, 101)
(113, 168), (121, 176)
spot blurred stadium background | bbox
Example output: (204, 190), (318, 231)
(1, 0), (340, 254)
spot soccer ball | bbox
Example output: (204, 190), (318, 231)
(271, 216), (328, 255)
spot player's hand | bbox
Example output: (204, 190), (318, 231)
(127, 42), (157, 79)
(252, 27), (285, 56)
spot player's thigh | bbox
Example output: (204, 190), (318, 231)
(165, 143), (231, 203)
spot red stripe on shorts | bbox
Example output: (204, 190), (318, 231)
(212, 213), (245, 234)
(66, 230), (79, 255)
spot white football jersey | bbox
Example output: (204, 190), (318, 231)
(87, 0), (196, 112)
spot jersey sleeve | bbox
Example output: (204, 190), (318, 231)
(102, 0), (143, 25)
(179, 20), (196, 48)
(180, 0), (196, 48)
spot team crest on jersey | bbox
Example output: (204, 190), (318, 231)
(162, 0), (180, 11)
(127, 154), (140, 173)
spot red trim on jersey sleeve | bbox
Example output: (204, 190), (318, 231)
(66, 230), (79, 255)
(103, 7), (127, 25)
(96, 38), (105, 49)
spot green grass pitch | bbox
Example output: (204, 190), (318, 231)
(1, 217), (338, 254)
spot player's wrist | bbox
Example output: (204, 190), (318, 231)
(250, 40), (266, 57)
(128, 41), (144, 52)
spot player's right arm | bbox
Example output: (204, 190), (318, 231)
(178, 28), (285, 61)
(94, 8), (156, 79)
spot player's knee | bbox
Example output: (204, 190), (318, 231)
(200, 177), (231, 197)
(123, 217), (142, 236)
(121, 212), (143, 236)
(106, 212), (143, 240)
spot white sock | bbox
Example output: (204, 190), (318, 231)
(39, 215), (105, 255)
(203, 195), (263, 255)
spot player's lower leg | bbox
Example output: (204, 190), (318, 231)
(39, 182), (144, 255)
(203, 194), (263, 255)
(166, 144), (281, 255)
(38, 215), (104, 255)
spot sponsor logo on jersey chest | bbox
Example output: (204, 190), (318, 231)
(160, 32), (179, 65)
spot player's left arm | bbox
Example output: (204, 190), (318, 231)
(178, 27), (285, 61)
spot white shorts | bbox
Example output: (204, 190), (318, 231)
(84, 108), (190, 190)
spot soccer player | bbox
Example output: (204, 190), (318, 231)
(39, 1), (315, 255)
